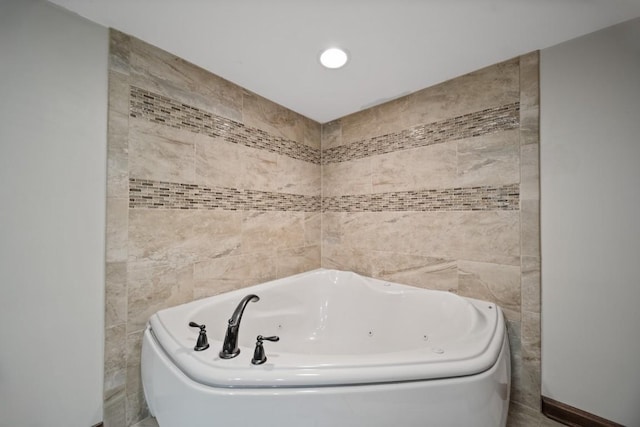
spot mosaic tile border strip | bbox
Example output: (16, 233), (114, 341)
(129, 178), (320, 212)
(322, 103), (520, 164)
(129, 86), (320, 164)
(322, 184), (519, 212)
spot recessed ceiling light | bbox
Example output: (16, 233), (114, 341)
(320, 48), (348, 69)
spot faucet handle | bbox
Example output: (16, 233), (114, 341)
(188, 321), (210, 351)
(251, 335), (279, 365)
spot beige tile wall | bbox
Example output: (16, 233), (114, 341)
(106, 28), (541, 426)
(104, 30), (321, 426)
(320, 53), (541, 417)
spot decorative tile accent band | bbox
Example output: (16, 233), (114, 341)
(322, 184), (519, 212)
(129, 178), (320, 212)
(129, 86), (321, 164)
(322, 103), (520, 164)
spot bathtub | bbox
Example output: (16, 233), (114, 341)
(142, 268), (510, 427)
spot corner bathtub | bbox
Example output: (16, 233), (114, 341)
(142, 269), (510, 427)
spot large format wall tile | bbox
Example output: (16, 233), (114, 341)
(457, 129), (520, 187)
(331, 211), (520, 265)
(275, 155), (321, 196)
(195, 136), (243, 189)
(322, 158), (371, 197)
(521, 256), (541, 313)
(304, 212), (321, 246)
(339, 96), (414, 146)
(369, 252), (458, 292)
(129, 125), (196, 183)
(238, 145), (279, 192)
(128, 36), (243, 122)
(405, 58), (520, 130)
(105, 262), (127, 329)
(458, 260), (521, 321)
(126, 261), (194, 333)
(106, 112), (129, 199)
(336, 58), (519, 145)
(520, 105), (539, 147)
(520, 52), (540, 109)
(321, 119), (342, 149)
(276, 245), (321, 278)
(455, 211), (521, 265)
(106, 198), (129, 263)
(321, 244), (374, 276)
(241, 211), (305, 253)
(521, 200), (540, 258)
(125, 331), (145, 407)
(520, 143), (540, 200)
(242, 91), (305, 143)
(193, 252), (276, 299)
(128, 209), (242, 267)
(303, 117), (321, 150)
(108, 70), (130, 114)
(109, 30), (130, 75)
(371, 142), (457, 193)
(335, 212), (458, 257)
(103, 324), (126, 399)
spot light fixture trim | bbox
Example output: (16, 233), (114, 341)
(320, 47), (349, 69)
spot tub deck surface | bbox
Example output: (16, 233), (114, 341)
(148, 269), (504, 388)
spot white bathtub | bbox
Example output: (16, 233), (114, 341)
(142, 269), (510, 426)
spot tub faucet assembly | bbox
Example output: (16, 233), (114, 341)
(219, 294), (259, 359)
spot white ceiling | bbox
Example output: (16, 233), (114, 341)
(49, 0), (640, 123)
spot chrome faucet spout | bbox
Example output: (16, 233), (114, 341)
(219, 294), (259, 359)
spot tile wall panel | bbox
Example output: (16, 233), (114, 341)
(104, 30), (321, 426)
(320, 55), (541, 417)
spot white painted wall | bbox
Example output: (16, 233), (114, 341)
(540, 18), (640, 426)
(0, 1), (108, 426)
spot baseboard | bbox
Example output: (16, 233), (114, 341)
(542, 396), (623, 427)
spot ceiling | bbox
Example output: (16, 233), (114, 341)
(48, 0), (640, 123)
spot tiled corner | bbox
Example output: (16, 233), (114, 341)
(276, 245), (321, 278)
(242, 90), (305, 143)
(106, 29), (540, 426)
